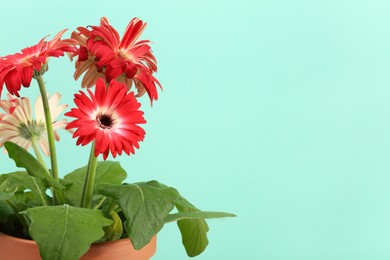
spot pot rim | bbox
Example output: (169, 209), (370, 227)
(0, 232), (147, 247)
(0, 232), (36, 245)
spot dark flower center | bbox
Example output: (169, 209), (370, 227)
(96, 114), (114, 129)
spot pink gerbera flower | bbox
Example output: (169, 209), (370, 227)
(65, 78), (146, 160)
(0, 30), (77, 97)
(71, 17), (161, 103)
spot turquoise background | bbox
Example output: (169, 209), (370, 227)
(1, 0), (390, 259)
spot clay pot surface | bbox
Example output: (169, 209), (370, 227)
(0, 232), (156, 260)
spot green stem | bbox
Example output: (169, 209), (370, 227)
(80, 142), (98, 208)
(107, 202), (118, 214)
(93, 196), (107, 210)
(31, 138), (57, 205)
(31, 137), (47, 168)
(35, 75), (63, 205)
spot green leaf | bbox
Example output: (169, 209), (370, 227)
(4, 142), (63, 190)
(139, 181), (236, 256)
(165, 211), (236, 223)
(175, 197), (210, 257)
(63, 161), (127, 206)
(0, 172), (49, 206)
(0, 191), (48, 239)
(0, 200), (14, 221)
(25, 205), (112, 260)
(0, 174), (19, 200)
(97, 182), (179, 249)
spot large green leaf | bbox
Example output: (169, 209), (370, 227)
(0, 172), (49, 206)
(97, 182), (179, 249)
(175, 197), (210, 257)
(133, 180), (236, 256)
(63, 161), (127, 206)
(25, 205), (112, 260)
(119, 180), (236, 256)
(4, 142), (63, 190)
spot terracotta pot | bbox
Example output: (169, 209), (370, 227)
(0, 232), (156, 260)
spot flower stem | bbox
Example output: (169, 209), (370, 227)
(35, 75), (63, 205)
(80, 141), (98, 208)
(93, 196), (107, 210)
(107, 201), (118, 214)
(31, 137), (47, 168)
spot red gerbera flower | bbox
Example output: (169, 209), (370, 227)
(72, 17), (161, 103)
(0, 30), (77, 97)
(65, 78), (146, 160)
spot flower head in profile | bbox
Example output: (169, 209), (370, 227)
(65, 78), (146, 160)
(0, 93), (69, 156)
(72, 17), (161, 103)
(0, 30), (77, 97)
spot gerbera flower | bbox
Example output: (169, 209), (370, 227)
(0, 30), (77, 97)
(71, 17), (161, 103)
(65, 78), (146, 160)
(0, 93), (69, 156)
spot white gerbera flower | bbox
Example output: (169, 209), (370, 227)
(0, 93), (68, 156)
